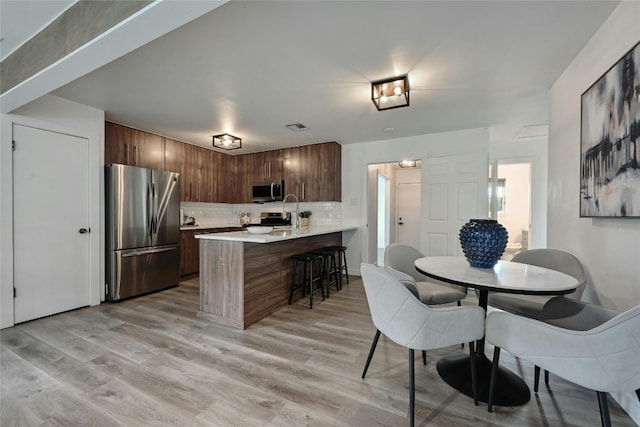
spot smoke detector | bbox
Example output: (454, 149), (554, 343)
(285, 123), (309, 132)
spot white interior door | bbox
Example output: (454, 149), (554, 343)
(422, 154), (488, 256)
(13, 124), (90, 323)
(397, 182), (421, 249)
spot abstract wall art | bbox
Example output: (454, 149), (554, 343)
(580, 41), (640, 217)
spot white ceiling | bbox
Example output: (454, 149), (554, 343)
(3, 1), (619, 153)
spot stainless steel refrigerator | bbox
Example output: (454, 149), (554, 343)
(105, 164), (180, 301)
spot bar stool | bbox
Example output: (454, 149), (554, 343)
(314, 247), (341, 296)
(289, 252), (325, 309)
(325, 245), (349, 285)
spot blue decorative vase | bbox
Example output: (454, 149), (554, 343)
(459, 219), (508, 268)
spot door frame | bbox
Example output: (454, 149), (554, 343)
(376, 171), (390, 265)
(1, 114), (102, 328)
(489, 156), (544, 249)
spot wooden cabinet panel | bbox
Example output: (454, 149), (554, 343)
(105, 122), (128, 165)
(180, 230), (199, 276)
(181, 228), (243, 277)
(232, 150), (286, 203)
(198, 232), (341, 328)
(232, 154), (252, 203)
(316, 142), (341, 202)
(165, 138), (192, 201)
(163, 137), (184, 173)
(283, 142), (341, 202)
(136, 131), (163, 170)
(167, 142), (212, 203)
(104, 122), (162, 169)
(106, 121), (340, 203)
(220, 155), (239, 203)
(246, 150), (284, 184)
(283, 146), (302, 200)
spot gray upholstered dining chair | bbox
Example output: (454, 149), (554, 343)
(488, 248), (587, 319)
(360, 263), (485, 427)
(385, 243), (468, 305)
(361, 244), (468, 378)
(487, 248), (587, 388)
(486, 297), (640, 427)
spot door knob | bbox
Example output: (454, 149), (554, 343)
(79, 227), (90, 234)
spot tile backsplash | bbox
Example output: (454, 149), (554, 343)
(180, 201), (342, 227)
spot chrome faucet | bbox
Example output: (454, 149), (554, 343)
(282, 194), (299, 230)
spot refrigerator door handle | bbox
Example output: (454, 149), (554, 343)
(151, 181), (158, 238)
(146, 183), (153, 241)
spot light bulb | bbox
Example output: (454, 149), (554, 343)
(394, 86), (402, 96)
(381, 96), (387, 103)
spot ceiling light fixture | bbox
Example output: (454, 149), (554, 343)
(212, 133), (242, 150)
(285, 122), (309, 132)
(371, 74), (409, 111)
(399, 159), (417, 168)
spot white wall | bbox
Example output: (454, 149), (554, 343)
(0, 95), (104, 328)
(548, 2), (640, 422)
(549, 2), (640, 311)
(342, 128), (489, 275)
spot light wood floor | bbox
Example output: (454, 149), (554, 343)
(1, 277), (635, 426)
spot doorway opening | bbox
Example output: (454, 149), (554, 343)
(367, 161), (422, 266)
(490, 161), (532, 260)
(377, 172), (390, 266)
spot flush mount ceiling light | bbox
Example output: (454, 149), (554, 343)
(212, 133), (241, 150)
(371, 74), (409, 111)
(285, 122), (309, 132)
(399, 159), (417, 168)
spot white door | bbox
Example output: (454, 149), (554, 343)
(422, 154), (488, 256)
(397, 182), (421, 249)
(13, 124), (91, 323)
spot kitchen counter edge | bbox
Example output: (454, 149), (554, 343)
(194, 225), (357, 243)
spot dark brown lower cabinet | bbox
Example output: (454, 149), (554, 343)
(180, 228), (242, 277)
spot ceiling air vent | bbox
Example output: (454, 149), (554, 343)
(285, 123), (308, 131)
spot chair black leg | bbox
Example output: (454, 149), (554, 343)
(308, 261), (314, 309)
(544, 369), (550, 386)
(469, 341), (479, 406)
(342, 250), (349, 284)
(319, 259), (325, 301)
(422, 351), (427, 365)
(361, 330), (381, 379)
(488, 346), (501, 413)
(597, 391), (611, 427)
(409, 349), (415, 427)
(534, 365), (540, 392)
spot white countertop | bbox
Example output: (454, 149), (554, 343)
(195, 225), (357, 243)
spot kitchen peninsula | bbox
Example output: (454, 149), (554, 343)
(196, 226), (356, 329)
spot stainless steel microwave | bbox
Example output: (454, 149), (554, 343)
(252, 180), (285, 203)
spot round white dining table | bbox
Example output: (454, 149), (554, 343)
(414, 256), (579, 406)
